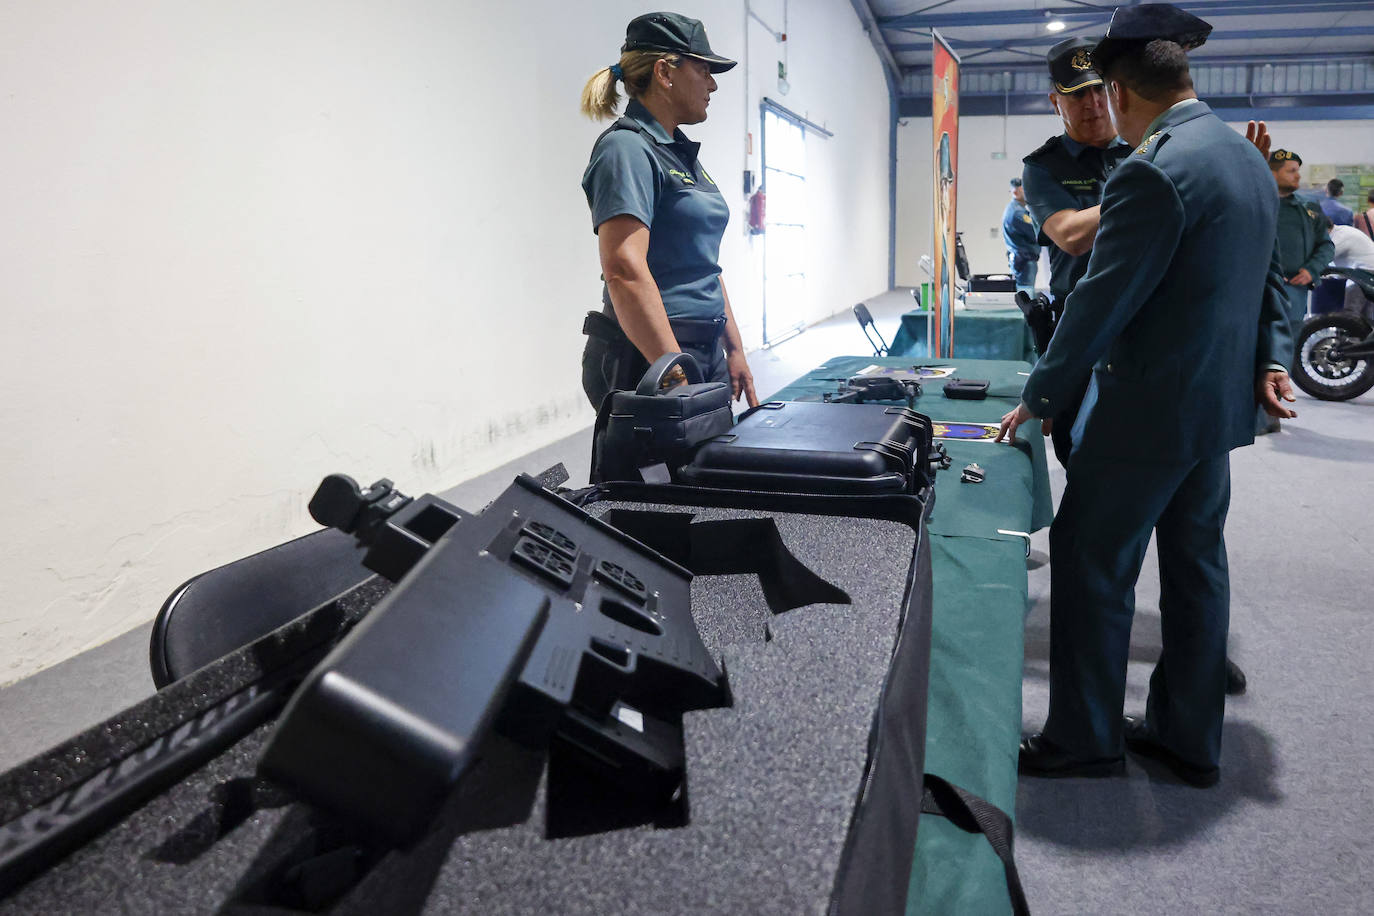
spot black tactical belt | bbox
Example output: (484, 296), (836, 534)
(583, 310), (726, 348)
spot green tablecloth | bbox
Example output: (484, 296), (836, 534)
(766, 355), (1050, 916)
(889, 308), (1037, 363)
(768, 356), (1052, 534)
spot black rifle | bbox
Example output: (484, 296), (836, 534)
(258, 473), (730, 844)
(823, 375), (923, 408)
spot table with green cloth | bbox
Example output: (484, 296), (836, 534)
(766, 355), (1052, 915)
(889, 308), (1038, 363)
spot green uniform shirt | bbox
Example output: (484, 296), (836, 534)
(1021, 134), (1130, 301)
(582, 99), (730, 321)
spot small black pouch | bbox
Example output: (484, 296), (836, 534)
(943, 378), (990, 400)
(591, 353), (734, 483)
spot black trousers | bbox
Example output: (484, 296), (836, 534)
(1044, 451), (1231, 768)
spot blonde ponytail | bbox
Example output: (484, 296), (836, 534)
(580, 66), (622, 120)
(580, 51), (682, 120)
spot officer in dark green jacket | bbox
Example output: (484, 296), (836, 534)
(999, 5), (1297, 786)
(1269, 149), (1335, 359)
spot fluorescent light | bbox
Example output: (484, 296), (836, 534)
(1046, 19), (1066, 32)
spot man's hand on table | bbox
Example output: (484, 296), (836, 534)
(997, 403), (1036, 443)
(996, 403), (1053, 443)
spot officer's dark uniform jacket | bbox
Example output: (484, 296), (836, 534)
(1270, 193), (1335, 352)
(580, 98), (731, 407)
(1023, 100), (1291, 460)
(1022, 134), (1131, 302)
(1275, 194), (1334, 281)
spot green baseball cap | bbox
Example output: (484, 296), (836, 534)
(621, 12), (737, 73)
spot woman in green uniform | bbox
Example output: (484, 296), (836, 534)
(578, 12), (757, 410)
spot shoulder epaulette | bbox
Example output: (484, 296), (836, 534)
(1023, 135), (1063, 165)
(593, 116), (649, 149)
(1132, 129), (1172, 161)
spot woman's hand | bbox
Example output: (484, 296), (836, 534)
(717, 280), (757, 406)
(660, 364), (689, 388)
(727, 349), (758, 406)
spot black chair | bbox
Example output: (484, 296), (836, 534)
(149, 528), (373, 687)
(853, 303), (889, 357)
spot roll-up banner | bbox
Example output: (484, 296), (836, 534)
(931, 29), (960, 358)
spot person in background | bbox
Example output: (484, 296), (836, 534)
(1000, 3), (1296, 788)
(579, 12), (757, 411)
(1329, 224), (1374, 321)
(1320, 178), (1353, 227)
(1002, 177), (1041, 296)
(1355, 189), (1374, 240)
(1270, 149), (1335, 366)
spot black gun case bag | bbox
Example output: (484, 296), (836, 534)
(676, 400), (935, 496)
(0, 475), (934, 916)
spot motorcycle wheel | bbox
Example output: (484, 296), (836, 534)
(1292, 311), (1374, 401)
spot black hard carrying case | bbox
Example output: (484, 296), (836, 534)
(678, 401), (935, 497)
(591, 353), (734, 484)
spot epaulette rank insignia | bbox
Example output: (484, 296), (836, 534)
(1136, 131), (1162, 155)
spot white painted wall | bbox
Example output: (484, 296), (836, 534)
(733, 0), (892, 345)
(0, 0), (891, 684)
(897, 111), (1374, 289)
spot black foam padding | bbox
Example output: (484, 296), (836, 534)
(2, 505), (927, 914)
(0, 580), (387, 828)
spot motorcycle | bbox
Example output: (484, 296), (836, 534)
(1291, 265), (1374, 401)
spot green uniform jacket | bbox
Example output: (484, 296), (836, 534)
(1021, 101), (1291, 463)
(1275, 193), (1335, 281)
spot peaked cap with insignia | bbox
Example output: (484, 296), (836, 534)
(1047, 37), (1102, 94)
(1090, 3), (1212, 75)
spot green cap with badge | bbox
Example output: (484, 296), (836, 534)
(1047, 37), (1103, 94)
(1269, 149), (1302, 166)
(622, 12), (737, 73)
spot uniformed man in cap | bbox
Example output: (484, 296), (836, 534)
(999, 3), (1297, 787)
(1021, 38), (1132, 467)
(1002, 178), (1040, 296)
(1270, 148), (1335, 354)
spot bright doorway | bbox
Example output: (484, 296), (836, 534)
(761, 104), (808, 346)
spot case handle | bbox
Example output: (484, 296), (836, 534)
(636, 352), (705, 395)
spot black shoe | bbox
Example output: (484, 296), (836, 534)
(1122, 716), (1220, 788)
(1225, 658), (1247, 696)
(1018, 733), (1125, 778)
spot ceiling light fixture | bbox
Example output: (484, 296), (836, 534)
(1046, 19), (1067, 32)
